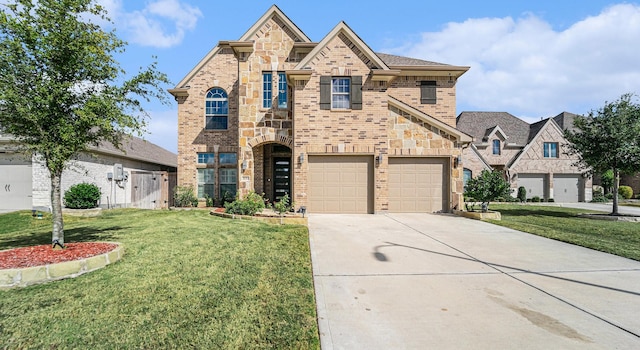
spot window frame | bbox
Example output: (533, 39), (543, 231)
(463, 168), (472, 187)
(331, 77), (351, 109)
(219, 168), (237, 199)
(420, 80), (437, 104)
(492, 139), (501, 155)
(277, 72), (287, 109)
(543, 142), (559, 158)
(197, 168), (215, 198)
(197, 152), (215, 164)
(205, 88), (228, 130)
(262, 72), (272, 108)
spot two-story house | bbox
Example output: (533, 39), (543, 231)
(457, 111), (592, 202)
(169, 5), (472, 213)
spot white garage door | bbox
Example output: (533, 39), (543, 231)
(308, 155), (373, 214)
(0, 154), (33, 211)
(518, 174), (545, 200)
(388, 157), (448, 213)
(553, 175), (580, 202)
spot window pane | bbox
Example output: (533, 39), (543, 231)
(551, 143), (558, 157)
(332, 94), (350, 109)
(220, 168), (237, 184)
(198, 184), (214, 198)
(206, 116), (228, 130)
(263, 72), (272, 108)
(220, 153), (237, 165)
(278, 72), (287, 108)
(544, 143), (550, 158)
(197, 153), (215, 164)
(220, 184), (236, 199)
(493, 140), (500, 155)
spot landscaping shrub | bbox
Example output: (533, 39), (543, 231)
(547, 198), (555, 202)
(591, 188), (608, 202)
(204, 194), (214, 207)
(517, 186), (527, 203)
(531, 196), (541, 203)
(224, 191), (266, 216)
(63, 183), (101, 209)
(463, 170), (510, 211)
(174, 186), (198, 207)
(274, 193), (291, 215)
(619, 185), (633, 199)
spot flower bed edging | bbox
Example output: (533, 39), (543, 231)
(0, 243), (123, 289)
(210, 211), (308, 225)
(453, 210), (501, 221)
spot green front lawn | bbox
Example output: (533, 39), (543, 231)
(0, 209), (319, 349)
(488, 204), (640, 261)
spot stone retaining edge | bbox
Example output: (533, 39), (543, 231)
(0, 243), (123, 290)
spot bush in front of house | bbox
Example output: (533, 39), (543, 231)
(224, 191), (266, 216)
(531, 196), (541, 203)
(517, 186), (527, 203)
(618, 185), (634, 199)
(64, 183), (101, 209)
(174, 186), (198, 207)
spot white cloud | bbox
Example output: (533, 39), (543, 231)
(388, 3), (640, 121)
(95, 0), (202, 48)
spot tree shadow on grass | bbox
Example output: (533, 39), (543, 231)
(0, 226), (125, 250)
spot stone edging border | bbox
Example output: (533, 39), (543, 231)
(0, 243), (124, 290)
(210, 211), (308, 225)
(453, 210), (502, 221)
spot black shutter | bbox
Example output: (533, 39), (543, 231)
(420, 81), (437, 104)
(320, 76), (331, 110)
(351, 76), (362, 110)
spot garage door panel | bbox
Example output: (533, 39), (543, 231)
(553, 175), (580, 202)
(308, 156), (373, 214)
(518, 174), (545, 199)
(388, 157), (448, 213)
(0, 155), (33, 210)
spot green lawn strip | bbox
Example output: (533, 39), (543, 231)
(0, 209), (319, 349)
(487, 204), (640, 261)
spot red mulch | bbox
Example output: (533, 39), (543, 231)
(0, 242), (117, 269)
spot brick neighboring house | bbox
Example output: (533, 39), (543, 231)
(170, 5), (473, 213)
(457, 111), (592, 202)
(0, 135), (177, 212)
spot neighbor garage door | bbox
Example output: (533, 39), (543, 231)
(388, 157), (448, 213)
(553, 174), (580, 202)
(518, 174), (545, 200)
(308, 155), (373, 213)
(0, 154), (33, 211)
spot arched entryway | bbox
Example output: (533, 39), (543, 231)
(253, 143), (292, 204)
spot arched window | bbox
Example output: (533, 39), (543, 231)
(205, 88), (228, 130)
(463, 168), (472, 186)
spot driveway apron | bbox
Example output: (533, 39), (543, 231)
(308, 213), (640, 349)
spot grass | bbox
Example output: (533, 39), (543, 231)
(488, 204), (640, 261)
(0, 209), (319, 349)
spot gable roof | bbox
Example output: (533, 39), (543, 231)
(172, 5), (311, 89)
(294, 21), (390, 71)
(389, 96), (472, 143)
(508, 118), (564, 169)
(553, 111), (580, 132)
(456, 112), (531, 146)
(94, 136), (177, 168)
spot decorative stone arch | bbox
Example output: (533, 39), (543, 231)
(246, 134), (293, 148)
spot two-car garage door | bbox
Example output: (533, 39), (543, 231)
(308, 155), (448, 213)
(517, 173), (581, 202)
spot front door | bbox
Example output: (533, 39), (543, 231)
(273, 157), (291, 202)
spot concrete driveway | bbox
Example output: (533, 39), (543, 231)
(308, 213), (640, 349)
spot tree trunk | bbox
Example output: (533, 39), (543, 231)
(612, 169), (620, 216)
(51, 170), (65, 248)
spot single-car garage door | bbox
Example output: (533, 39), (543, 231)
(388, 157), (448, 213)
(553, 174), (581, 202)
(0, 154), (33, 211)
(308, 155), (373, 213)
(518, 174), (545, 200)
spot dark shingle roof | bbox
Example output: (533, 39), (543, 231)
(553, 112), (580, 132)
(93, 136), (177, 169)
(456, 112), (531, 146)
(375, 52), (450, 67)
(527, 119), (548, 143)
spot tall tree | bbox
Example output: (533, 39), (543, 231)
(0, 0), (170, 248)
(564, 93), (640, 215)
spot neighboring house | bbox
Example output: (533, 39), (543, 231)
(169, 5), (473, 214)
(0, 135), (177, 212)
(457, 111), (592, 202)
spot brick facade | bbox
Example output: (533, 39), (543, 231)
(171, 6), (471, 212)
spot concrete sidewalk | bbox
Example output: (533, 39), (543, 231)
(308, 213), (640, 349)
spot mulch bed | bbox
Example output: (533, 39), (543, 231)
(0, 243), (117, 269)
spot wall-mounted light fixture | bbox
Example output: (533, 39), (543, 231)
(454, 155), (462, 168)
(298, 152), (305, 164)
(375, 153), (383, 166)
(241, 160), (248, 171)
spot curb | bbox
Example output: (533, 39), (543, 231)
(0, 243), (123, 289)
(210, 211), (308, 225)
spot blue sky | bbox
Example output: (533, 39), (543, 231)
(98, 0), (640, 153)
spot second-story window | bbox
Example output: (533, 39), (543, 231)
(543, 142), (558, 158)
(263, 72), (272, 108)
(331, 77), (351, 109)
(319, 76), (362, 110)
(420, 81), (437, 104)
(492, 139), (501, 155)
(278, 72), (287, 108)
(205, 88), (228, 130)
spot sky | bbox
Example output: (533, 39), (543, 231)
(96, 0), (640, 153)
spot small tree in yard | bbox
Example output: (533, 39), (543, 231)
(464, 170), (511, 212)
(564, 93), (640, 215)
(0, 0), (170, 248)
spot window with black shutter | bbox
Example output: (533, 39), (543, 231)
(319, 75), (362, 110)
(420, 81), (437, 104)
